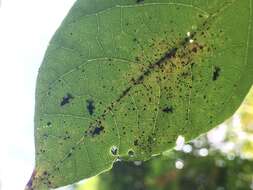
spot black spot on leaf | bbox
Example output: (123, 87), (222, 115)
(212, 66), (221, 81)
(135, 56), (140, 62)
(192, 47), (197, 53)
(134, 139), (139, 146)
(133, 47), (178, 86)
(162, 106), (173, 113)
(90, 125), (105, 137)
(67, 153), (72, 158)
(96, 32), (198, 111)
(60, 93), (74, 106)
(43, 171), (48, 176)
(86, 99), (95, 115)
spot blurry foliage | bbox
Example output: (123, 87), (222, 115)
(69, 86), (253, 190)
(76, 153), (253, 190)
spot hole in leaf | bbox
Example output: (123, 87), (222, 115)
(110, 146), (118, 155)
(128, 150), (135, 157)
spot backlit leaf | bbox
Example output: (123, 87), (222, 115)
(30, 0), (253, 189)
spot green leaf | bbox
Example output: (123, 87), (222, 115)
(30, 0), (253, 189)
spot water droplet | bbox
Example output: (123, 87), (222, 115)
(183, 144), (192, 153)
(199, 148), (208, 157)
(175, 135), (185, 151)
(175, 159), (184, 169)
(193, 138), (204, 148)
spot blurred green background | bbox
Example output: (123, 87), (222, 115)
(65, 86), (253, 190)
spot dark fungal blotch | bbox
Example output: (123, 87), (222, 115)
(80, 28), (206, 141)
(96, 30), (198, 111)
(60, 93), (74, 106)
(212, 66), (221, 81)
(86, 99), (95, 115)
(89, 124), (105, 137)
(162, 106), (173, 113)
(133, 47), (178, 86)
(135, 56), (140, 62)
(192, 47), (198, 53)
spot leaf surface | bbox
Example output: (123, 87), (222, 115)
(31, 0), (253, 189)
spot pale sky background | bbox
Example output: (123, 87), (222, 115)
(0, 1), (76, 189)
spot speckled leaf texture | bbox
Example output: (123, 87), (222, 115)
(31, 0), (253, 189)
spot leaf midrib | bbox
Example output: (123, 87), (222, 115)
(36, 0), (242, 187)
